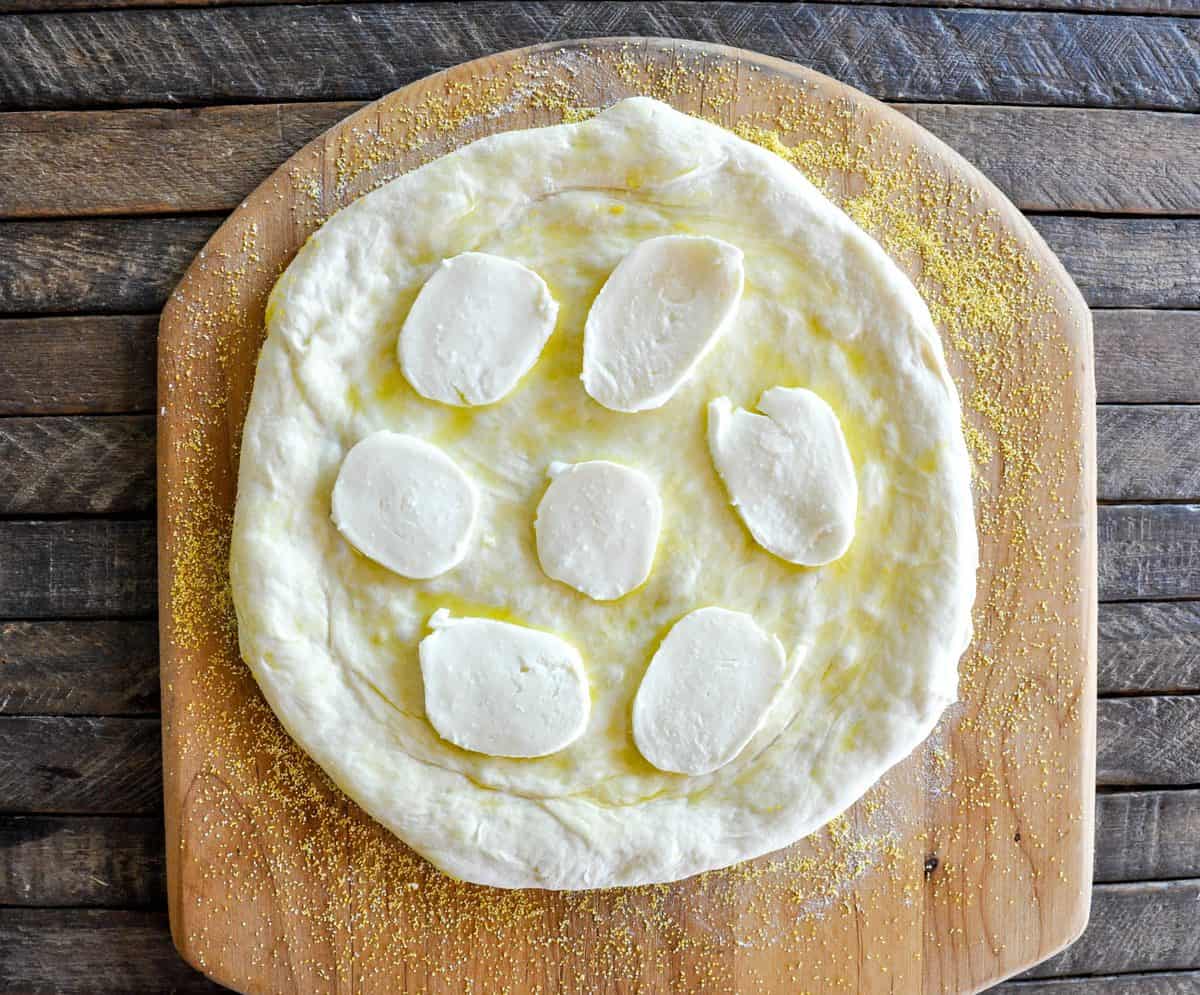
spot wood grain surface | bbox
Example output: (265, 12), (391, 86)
(0, 815), (166, 906)
(0, 316), (157, 415)
(0, 521), (156, 618)
(1098, 603), (1200, 693)
(11, 503), (1181, 617)
(1, 901), (1196, 994)
(7, 101), (1200, 219)
(0, 700), (1177, 830)
(1093, 311), (1200, 403)
(0, 716), (161, 813)
(5, 0), (1199, 15)
(153, 37), (1096, 994)
(0, 416), (154, 515)
(3, 3), (1199, 111)
(1, 3), (1196, 994)
(0, 620), (159, 715)
(0, 409), (1190, 520)
(2, 504), (1176, 606)
(6, 214), (1197, 317)
(5, 309), (1195, 415)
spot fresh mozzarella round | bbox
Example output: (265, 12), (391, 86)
(535, 460), (662, 601)
(708, 387), (857, 566)
(582, 235), (744, 412)
(419, 610), (590, 758)
(633, 607), (790, 775)
(331, 431), (477, 579)
(399, 251), (559, 406)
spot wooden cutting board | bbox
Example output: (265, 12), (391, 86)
(158, 38), (1096, 995)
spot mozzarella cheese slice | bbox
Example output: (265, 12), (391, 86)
(419, 610), (590, 758)
(632, 607), (789, 776)
(708, 387), (857, 567)
(331, 431), (477, 579)
(399, 251), (559, 406)
(582, 235), (744, 412)
(535, 460), (662, 601)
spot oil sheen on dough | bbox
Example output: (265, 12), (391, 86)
(230, 97), (977, 890)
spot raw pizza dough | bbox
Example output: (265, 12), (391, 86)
(231, 97), (976, 890)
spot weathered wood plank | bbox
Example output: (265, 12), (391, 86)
(1094, 310), (1200, 405)
(0, 520), (156, 619)
(1099, 602), (1200, 696)
(0, 0), (325, 9)
(1098, 407), (1200, 503)
(6, 0), (1199, 28)
(0, 793), (1186, 922)
(0, 790), (1188, 911)
(2, 4), (1200, 113)
(0, 308), (1186, 419)
(0, 506), (1185, 621)
(1095, 789), (1200, 883)
(0, 815), (164, 906)
(0, 416), (154, 515)
(0, 102), (358, 219)
(1031, 216), (1200, 309)
(0, 315), (157, 415)
(0, 909), (221, 993)
(0, 620), (159, 716)
(997, 971), (1200, 994)
(1097, 696), (1200, 786)
(22, 0), (1191, 12)
(4, 884), (1198, 992)
(0, 698), (1186, 822)
(897, 105), (1200, 215)
(0, 792), (1189, 916)
(0, 308), (1189, 418)
(0, 603), (1186, 724)
(0, 404), (1187, 522)
(5, 102), (1200, 219)
(0, 217), (218, 315)
(0, 716), (161, 813)
(0, 214), (1191, 316)
(0, 602), (1184, 722)
(856, 0), (1200, 15)
(1024, 879), (1200, 978)
(1099, 504), (1200, 601)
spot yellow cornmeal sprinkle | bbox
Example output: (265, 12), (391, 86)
(163, 43), (1089, 992)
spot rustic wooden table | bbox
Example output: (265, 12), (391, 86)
(1, 3), (1198, 993)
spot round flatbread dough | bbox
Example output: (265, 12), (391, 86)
(231, 97), (976, 890)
